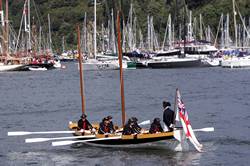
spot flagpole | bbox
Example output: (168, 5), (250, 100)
(173, 88), (178, 125)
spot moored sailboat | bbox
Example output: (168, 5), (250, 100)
(221, 55), (250, 68)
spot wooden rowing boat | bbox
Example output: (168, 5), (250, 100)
(62, 11), (203, 152)
(66, 13), (180, 150)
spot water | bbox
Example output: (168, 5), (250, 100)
(1, 63), (250, 165)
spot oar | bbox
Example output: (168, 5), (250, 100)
(8, 131), (77, 136)
(138, 120), (150, 126)
(25, 135), (95, 143)
(193, 127), (214, 132)
(174, 127), (214, 132)
(52, 136), (121, 146)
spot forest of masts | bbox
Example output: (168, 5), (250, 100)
(1, 0), (250, 58)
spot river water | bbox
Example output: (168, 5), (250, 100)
(0, 63), (250, 165)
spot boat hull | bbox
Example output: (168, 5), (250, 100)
(201, 58), (221, 67)
(221, 57), (250, 68)
(68, 123), (186, 151)
(85, 133), (174, 146)
(83, 138), (179, 149)
(0, 64), (26, 72)
(83, 62), (119, 70)
(147, 58), (201, 68)
(79, 133), (185, 151)
(26, 63), (55, 70)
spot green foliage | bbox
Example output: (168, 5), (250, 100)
(6, 0), (250, 51)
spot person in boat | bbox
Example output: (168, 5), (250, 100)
(78, 113), (93, 133)
(98, 117), (113, 134)
(122, 118), (141, 135)
(131, 117), (142, 133)
(149, 118), (164, 134)
(107, 115), (115, 132)
(162, 101), (175, 132)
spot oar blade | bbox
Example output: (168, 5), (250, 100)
(138, 120), (150, 126)
(25, 138), (49, 143)
(203, 127), (214, 132)
(8, 131), (31, 136)
(8, 130), (77, 136)
(194, 127), (214, 132)
(52, 140), (76, 146)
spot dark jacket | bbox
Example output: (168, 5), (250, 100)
(122, 123), (140, 135)
(149, 123), (163, 134)
(122, 124), (133, 135)
(78, 119), (93, 130)
(98, 122), (111, 134)
(163, 107), (174, 129)
(108, 121), (115, 133)
(132, 122), (141, 133)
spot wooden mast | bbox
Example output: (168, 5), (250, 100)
(116, 11), (126, 127)
(77, 25), (86, 114)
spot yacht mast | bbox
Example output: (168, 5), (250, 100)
(62, 36), (65, 53)
(233, 0), (237, 47)
(48, 13), (52, 53)
(5, 0), (9, 55)
(0, 0), (3, 54)
(199, 14), (203, 40)
(0, 0), (4, 26)
(83, 12), (87, 53)
(101, 23), (104, 52)
(28, 0), (31, 50)
(168, 14), (172, 49)
(94, 0), (96, 58)
(111, 9), (116, 53)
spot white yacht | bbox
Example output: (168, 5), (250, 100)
(81, 58), (119, 71)
(0, 63), (25, 71)
(221, 56), (250, 68)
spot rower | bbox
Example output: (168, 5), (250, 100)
(122, 118), (141, 135)
(107, 115), (115, 132)
(131, 117), (141, 133)
(149, 118), (163, 133)
(77, 113), (95, 134)
(98, 117), (113, 135)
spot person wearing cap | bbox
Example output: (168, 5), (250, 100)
(122, 118), (135, 135)
(162, 101), (175, 132)
(107, 115), (115, 133)
(131, 117), (141, 134)
(98, 117), (113, 134)
(149, 118), (163, 134)
(78, 113), (93, 133)
(122, 118), (141, 135)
